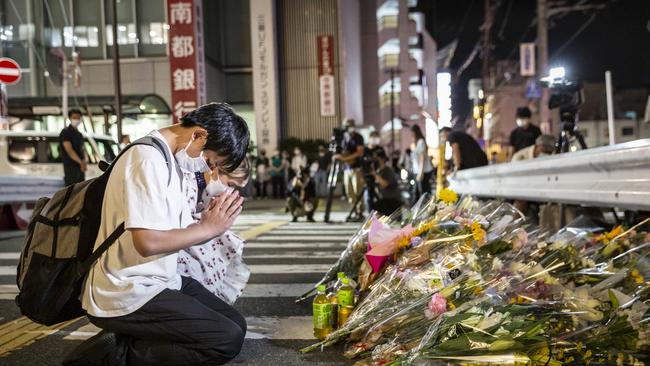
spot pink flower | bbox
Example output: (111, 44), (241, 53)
(424, 293), (447, 319)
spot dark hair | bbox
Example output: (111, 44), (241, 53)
(68, 109), (83, 118)
(374, 148), (389, 161)
(516, 107), (532, 119)
(439, 126), (452, 133)
(181, 103), (250, 174)
(411, 124), (426, 143)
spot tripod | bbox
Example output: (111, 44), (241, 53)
(345, 173), (375, 222)
(556, 120), (587, 153)
(323, 157), (341, 223)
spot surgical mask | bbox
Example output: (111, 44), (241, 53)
(175, 138), (210, 173)
(70, 119), (81, 128)
(204, 173), (233, 198)
(347, 126), (356, 134)
(369, 137), (381, 146)
(516, 118), (529, 128)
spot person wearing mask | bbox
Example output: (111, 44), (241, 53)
(314, 144), (331, 197)
(281, 150), (291, 192)
(439, 127), (488, 172)
(255, 149), (270, 199)
(371, 149), (402, 217)
(66, 103), (249, 366)
(410, 125), (434, 200)
(508, 107), (541, 160)
(334, 118), (366, 221)
(366, 131), (385, 156)
(511, 134), (555, 161)
(290, 147), (307, 178)
(119, 135), (131, 150)
(270, 149), (287, 199)
(59, 109), (87, 186)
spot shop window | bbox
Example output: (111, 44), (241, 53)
(621, 127), (635, 136)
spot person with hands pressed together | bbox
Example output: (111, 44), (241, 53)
(66, 103), (250, 366)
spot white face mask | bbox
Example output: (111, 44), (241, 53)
(369, 137), (381, 146)
(175, 138), (210, 173)
(204, 172), (233, 198)
(70, 119), (81, 128)
(516, 118), (530, 128)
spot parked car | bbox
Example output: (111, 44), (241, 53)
(0, 130), (119, 179)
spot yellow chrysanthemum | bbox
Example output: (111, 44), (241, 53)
(599, 225), (623, 244)
(471, 220), (486, 243)
(438, 188), (458, 204)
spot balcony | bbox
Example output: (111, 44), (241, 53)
(380, 53), (399, 69)
(379, 92), (401, 109)
(378, 15), (398, 30)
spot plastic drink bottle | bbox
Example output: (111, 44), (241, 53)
(313, 284), (333, 339)
(337, 277), (355, 308)
(327, 292), (338, 329)
(338, 305), (353, 327)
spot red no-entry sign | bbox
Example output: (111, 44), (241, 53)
(0, 58), (21, 85)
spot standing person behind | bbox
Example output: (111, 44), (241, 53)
(334, 118), (366, 221)
(67, 103), (249, 366)
(410, 125), (434, 200)
(270, 149), (287, 199)
(440, 127), (488, 172)
(371, 149), (402, 216)
(366, 131), (385, 156)
(314, 144), (331, 197)
(281, 150), (291, 193)
(290, 146), (307, 179)
(59, 109), (87, 186)
(508, 107), (541, 160)
(255, 149), (270, 199)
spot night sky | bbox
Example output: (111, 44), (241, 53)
(421, 0), (650, 120)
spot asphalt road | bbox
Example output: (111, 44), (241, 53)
(0, 199), (358, 365)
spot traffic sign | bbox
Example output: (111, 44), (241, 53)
(0, 58), (21, 85)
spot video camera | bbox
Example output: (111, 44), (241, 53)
(329, 127), (345, 154)
(541, 68), (587, 152)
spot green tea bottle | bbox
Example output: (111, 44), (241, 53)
(313, 284), (333, 339)
(337, 278), (355, 308)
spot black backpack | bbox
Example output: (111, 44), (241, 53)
(15, 136), (179, 325)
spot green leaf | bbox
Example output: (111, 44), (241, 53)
(608, 289), (620, 309)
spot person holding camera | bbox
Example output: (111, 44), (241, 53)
(287, 167), (318, 222)
(334, 118), (366, 221)
(371, 149), (402, 217)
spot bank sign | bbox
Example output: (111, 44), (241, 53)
(317, 35), (335, 117)
(167, 0), (206, 123)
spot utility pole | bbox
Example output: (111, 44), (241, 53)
(479, 0), (493, 142)
(110, 0), (123, 141)
(537, 0), (550, 131)
(389, 67), (396, 154)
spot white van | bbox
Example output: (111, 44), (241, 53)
(0, 130), (119, 180)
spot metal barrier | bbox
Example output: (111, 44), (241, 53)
(449, 139), (650, 211)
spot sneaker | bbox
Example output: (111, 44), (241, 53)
(306, 216), (315, 223)
(292, 216), (298, 222)
(63, 330), (117, 366)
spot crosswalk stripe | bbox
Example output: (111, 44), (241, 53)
(248, 264), (331, 274)
(239, 221), (288, 240)
(250, 236), (349, 243)
(0, 317), (81, 357)
(242, 283), (314, 298)
(244, 243), (346, 249)
(0, 254), (19, 260)
(60, 316), (316, 341)
(244, 252), (341, 259)
(0, 267), (14, 276)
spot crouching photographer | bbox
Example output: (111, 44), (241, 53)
(370, 149), (402, 217)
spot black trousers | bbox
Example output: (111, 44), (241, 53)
(88, 277), (246, 366)
(64, 163), (85, 186)
(271, 176), (285, 198)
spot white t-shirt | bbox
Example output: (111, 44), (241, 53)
(82, 130), (189, 317)
(411, 139), (434, 174)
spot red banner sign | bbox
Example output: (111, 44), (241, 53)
(317, 35), (335, 117)
(167, 0), (206, 123)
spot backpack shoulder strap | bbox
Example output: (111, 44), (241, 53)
(101, 135), (178, 187)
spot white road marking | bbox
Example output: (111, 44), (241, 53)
(251, 236), (350, 242)
(245, 243), (347, 249)
(0, 253), (20, 260)
(0, 266), (15, 276)
(244, 252), (340, 259)
(62, 316), (316, 341)
(242, 283), (314, 298)
(249, 264), (332, 274)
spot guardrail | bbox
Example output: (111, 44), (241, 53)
(449, 139), (650, 211)
(0, 176), (64, 204)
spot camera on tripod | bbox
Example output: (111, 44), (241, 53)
(540, 67), (587, 152)
(329, 127), (345, 154)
